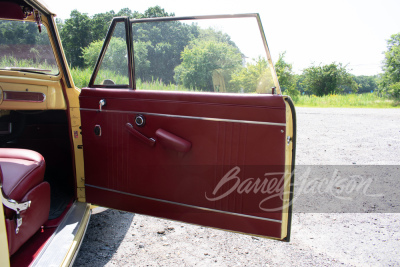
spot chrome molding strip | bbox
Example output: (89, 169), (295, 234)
(131, 13), (258, 23)
(80, 108), (286, 127)
(67, 210), (91, 267)
(31, 202), (91, 267)
(86, 184), (282, 224)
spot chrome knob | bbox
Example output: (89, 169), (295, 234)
(135, 114), (145, 127)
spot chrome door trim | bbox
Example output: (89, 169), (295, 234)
(80, 108), (286, 127)
(85, 184), (282, 224)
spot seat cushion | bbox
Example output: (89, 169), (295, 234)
(0, 148), (46, 211)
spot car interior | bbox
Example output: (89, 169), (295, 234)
(0, 1), (77, 264)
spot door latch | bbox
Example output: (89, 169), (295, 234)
(287, 136), (292, 145)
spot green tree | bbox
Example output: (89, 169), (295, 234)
(82, 37), (127, 75)
(143, 6), (174, 18)
(380, 33), (400, 100)
(174, 40), (242, 91)
(295, 74), (307, 94)
(198, 28), (239, 51)
(274, 52), (299, 100)
(0, 20), (55, 65)
(132, 10), (198, 83)
(230, 57), (273, 93)
(353, 75), (378, 93)
(0, 20), (37, 45)
(133, 41), (152, 81)
(91, 11), (116, 41)
(59, 10), (92, 67)
(302, 63), (358, 96)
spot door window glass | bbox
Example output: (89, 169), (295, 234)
(132, 16), (277, 93)
(93, 22), (129, 86)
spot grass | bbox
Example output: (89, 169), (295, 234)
(136, 78), (199, 92)
(0, 55), (58, 74)
(70, 67), (130, 88)
(71, 68), (196, 91)
(294, 93), (399, 108)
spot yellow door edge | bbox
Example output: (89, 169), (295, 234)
(280, 96), (296, 240)
(0, 203), (10, 267)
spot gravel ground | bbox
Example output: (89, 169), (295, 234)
(74, 107), (400, 266)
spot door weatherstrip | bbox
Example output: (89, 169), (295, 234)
(85, 184), (282, 224)
(80, 108), (286, 127)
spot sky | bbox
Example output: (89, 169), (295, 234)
(44, 0), (400, 76)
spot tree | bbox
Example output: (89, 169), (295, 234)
(143, 6), (174, 18)
(302, 63), (358, 96)
(198, 28), (239, 51)
(0, 20), (55, 65)
(132, 21), (198, 83)
(91, 11), (116, 42)
(59, 10), (92, 67)
(82, 37), (128, 76)
(59, 7), (166, 68)
(353, 75), (378, 94)
(274, 52), (299, 100)
(380, 33), (400, 100)
(230, 57), (274, 93)
(174, 40), (242, 91)
(130, 7), (200, 84)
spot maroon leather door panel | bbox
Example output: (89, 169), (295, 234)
(80, 89), (289, 239)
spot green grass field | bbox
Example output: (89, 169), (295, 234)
(294, 93), (398, 108)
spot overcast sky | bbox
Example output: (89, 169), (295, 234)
(45, 0), (400, 76)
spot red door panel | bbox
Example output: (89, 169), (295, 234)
(80, 88), (291, 239)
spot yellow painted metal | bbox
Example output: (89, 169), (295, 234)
(67, 91), (86, 203)
(46, 14), (86, 202)
(0, 81), (66, 110)
(0, 203), (10, 267)
(45, 14), (86, 202)
(69, 107), (85, 202)
(280, 96), (294, 239)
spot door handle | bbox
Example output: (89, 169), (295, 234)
(155, 129), (191, 153)
(99, 99), (106, 112)
(125, 123), (155, 147)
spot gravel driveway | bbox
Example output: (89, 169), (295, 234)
(74, 107), (400, 266)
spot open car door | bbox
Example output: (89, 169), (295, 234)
(79, 14), (296, 241)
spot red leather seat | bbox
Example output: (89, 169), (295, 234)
(0, 148), (50, 255)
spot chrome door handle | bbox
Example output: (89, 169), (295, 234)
(99, 99), (106, 112)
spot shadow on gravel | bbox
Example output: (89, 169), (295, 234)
(73, 208), (134, 266)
